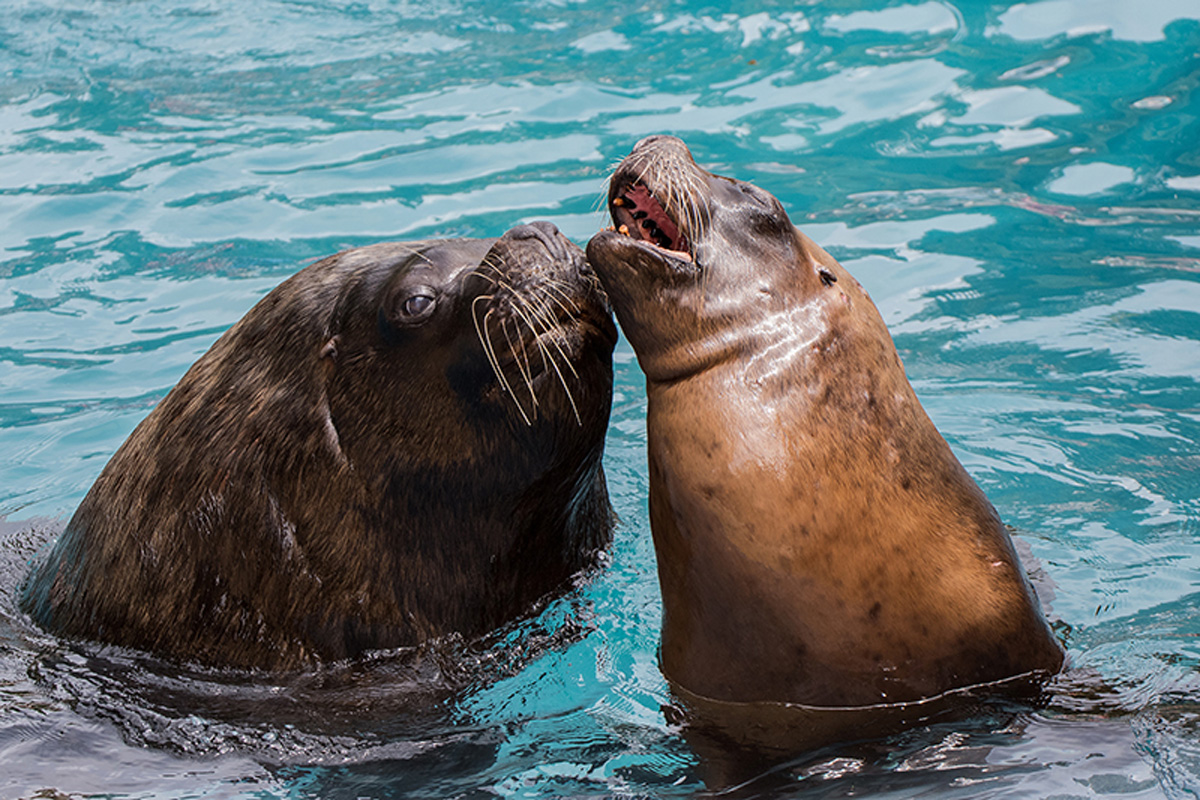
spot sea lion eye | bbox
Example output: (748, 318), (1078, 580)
(380, 287), (438, 342)
(403, 294), (435, 318)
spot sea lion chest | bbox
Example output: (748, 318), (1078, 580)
(644, 287), (1055, 706)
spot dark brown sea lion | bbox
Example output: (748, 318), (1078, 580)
(586, 136), (1064, 715)
(22, 222), (616, 671)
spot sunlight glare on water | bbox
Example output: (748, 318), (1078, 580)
(1, 1), (1199, 798)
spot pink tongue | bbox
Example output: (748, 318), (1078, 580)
(625, 184), (685, 248)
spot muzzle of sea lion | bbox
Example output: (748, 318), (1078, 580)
(604, 136), (712, 264)
(468, 221), (615, 425)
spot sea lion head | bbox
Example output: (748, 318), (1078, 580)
(289, 219), (621, 643)
(587, 135), (839, 383)
(327, 221), (617, 481)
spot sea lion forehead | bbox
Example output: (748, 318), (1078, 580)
(329, 238), (497, 282)
(318, 239), (500, 339)
(390, 238), (498, 283)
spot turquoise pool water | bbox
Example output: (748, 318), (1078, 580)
(2, 1), (1200, 797)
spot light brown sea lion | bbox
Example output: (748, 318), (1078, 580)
(586, 136), (1064, 714)
(22, 222), (616, 671)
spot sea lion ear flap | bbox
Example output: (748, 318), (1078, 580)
(319, 336), (340, 362)
(316, 335), (349, 468)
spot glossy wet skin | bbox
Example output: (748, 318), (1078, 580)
(23, 222), (618, 671)
(588, 137), (1063, 709)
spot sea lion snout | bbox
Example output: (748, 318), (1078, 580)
(630, 134), (694, 162)
(484, 221), (593, 291)
(499, 220), (564, 249)
(493, 221), (580, 271)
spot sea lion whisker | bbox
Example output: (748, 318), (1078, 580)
(482, 267), (519, 296)
(471, 260), (509, 290)
(513, 294), (576, 393)
(539, 334), (583, 426)
(508, 319), (542, 417)
(482, 307), (533, 426)
(471, 293), (497, 324)
(648, 163), (707, 252)
(476, 274), (583, 414)
(475, 253), (519, 285)
(523, 321), (582, 427)
(475, 300), (533, 426)
(512, 298), (571, 377)
(510, 292), (582, 388)
(592, 174), (617, 215)
(472, 295), (506, 380)
(466, 269), (500, 290)
(517, 290), (566, 339)
(538, 280), (582, 316)
(675, 171), (708, 245)
(530, 299), (582, 383)
(509, 293), (547, 334)
(522, 289), (566, 331)
(501, 316), (540, 414)
(633, 162), (656, 194)
(514, 323), (540, 407)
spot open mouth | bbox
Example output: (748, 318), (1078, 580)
(608, 183), (692, 261)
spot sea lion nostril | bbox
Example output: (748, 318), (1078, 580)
(634, 134), (669, 150)
(499, 221), (572, 264)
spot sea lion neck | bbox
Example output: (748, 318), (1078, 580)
(587, 224), (832, 386)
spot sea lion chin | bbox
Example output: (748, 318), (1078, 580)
(586, 136), (1064, 715)
(22, 221), (617, 671)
